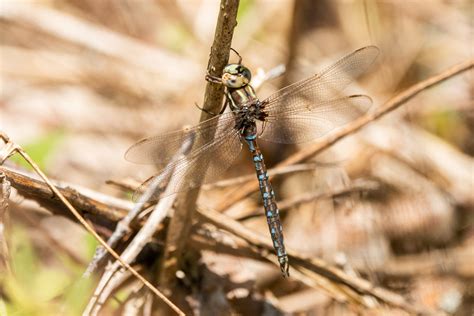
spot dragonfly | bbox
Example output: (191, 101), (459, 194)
(125, 46), (379, 277)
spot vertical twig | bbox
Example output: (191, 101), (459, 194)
(0, 172), (11, 273)
(159, 0), (240, 288)
(0, 135), (14, 274)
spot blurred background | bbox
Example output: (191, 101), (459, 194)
(0, 0), (472, 315)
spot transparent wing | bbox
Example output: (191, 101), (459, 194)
(263, 46), (379, 115)
(261, 95), (372, 144)
(260, 46), (379, 144)
(125, 112), (237, 167)
(127, 114), (243, 200)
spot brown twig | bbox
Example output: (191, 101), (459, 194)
(159, 0), (240, 288)
(0, 133), (185, 316)
(0, 165), (127, 224)
(0, 156), (439, 314)
(232, 179), (378, 220)
(110, 162), (320, 193)
(216, 57), (474, 212)
(197, 206), (436, 314)
(84, 135), (195, 315)
(202, 162), (320, 190)
(0, 172), (11, 273)
(84, 135), (195, 277)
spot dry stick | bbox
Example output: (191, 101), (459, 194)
(85, 269), (134, 316)
(0, 172), (11, 273)
(291, 265), (372, 310)
(197, 207), (434, 315)
(234, 180), (378, 220)
(195, 220), (360, 306)
(0, 164), (300, 269)
(159, 0), (240, 288)
(203, 163), (320, 190)
(0, 165), (128, 224)
(84, 134), (195, 277)
(0, 162), (438, 314)
(110, 162), (318, 194)
(84, 137), (195, 315)
(216, 58), (474, 212)
(0, 164), (277, 270)
(0, 133), (184, 316)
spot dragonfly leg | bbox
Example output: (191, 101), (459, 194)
(230, 47), (243, 64)
(194, 100), (228, 115)
(205, 70), (223, 84)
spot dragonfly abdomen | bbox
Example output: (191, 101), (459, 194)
(243, 127), (290, 277)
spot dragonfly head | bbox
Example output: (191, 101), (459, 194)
(222, 64), (251, 89)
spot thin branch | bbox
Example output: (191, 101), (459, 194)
(84, 135), (195, 277)
(0, 165), (127, 224)
(159, 0), (240, 288)
(233, 180), (378, 220)
(0, 172), (11, 273)
(84, 136), (195, 315)
(0, 133), (184, 316)
(0, 158), (441, 314)
(110, 162), (321, 193)
(197, 206), (436, 315)
(202, 162), (320, 190)
(216, 57), (474, 211)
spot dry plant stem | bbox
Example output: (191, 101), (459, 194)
(84, 137), (195, 277)
(203, 162), (319, 190)
(83, 176), (157, 276)
(110, 162), (317, 193)
(197, 207), (434, 315)
(3, 159), (463, 310)
(0, 172), (11, 273)
(0, 166), (127, 223)
(159, 0), (239, 288)
(84, 160), (187, 315)
(0, 134), (184, 316)
(85, 269), (133, 316)
(122, 283), (152, 316)
(0, 161), (442, 314)
(216, 58), (474, 212)
(234, 180), (377, 220)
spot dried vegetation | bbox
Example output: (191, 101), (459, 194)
(0, 1), (473, 315)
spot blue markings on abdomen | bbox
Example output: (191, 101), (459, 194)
(243, 130), (289, 277)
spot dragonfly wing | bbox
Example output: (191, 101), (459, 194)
(261, 95), (372, 144)
(263, 46), (379, 116)
(125, 111), (237, 167)
(133, 128), (243, 201)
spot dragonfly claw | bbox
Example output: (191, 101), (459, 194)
(205, 71), (223, 84)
